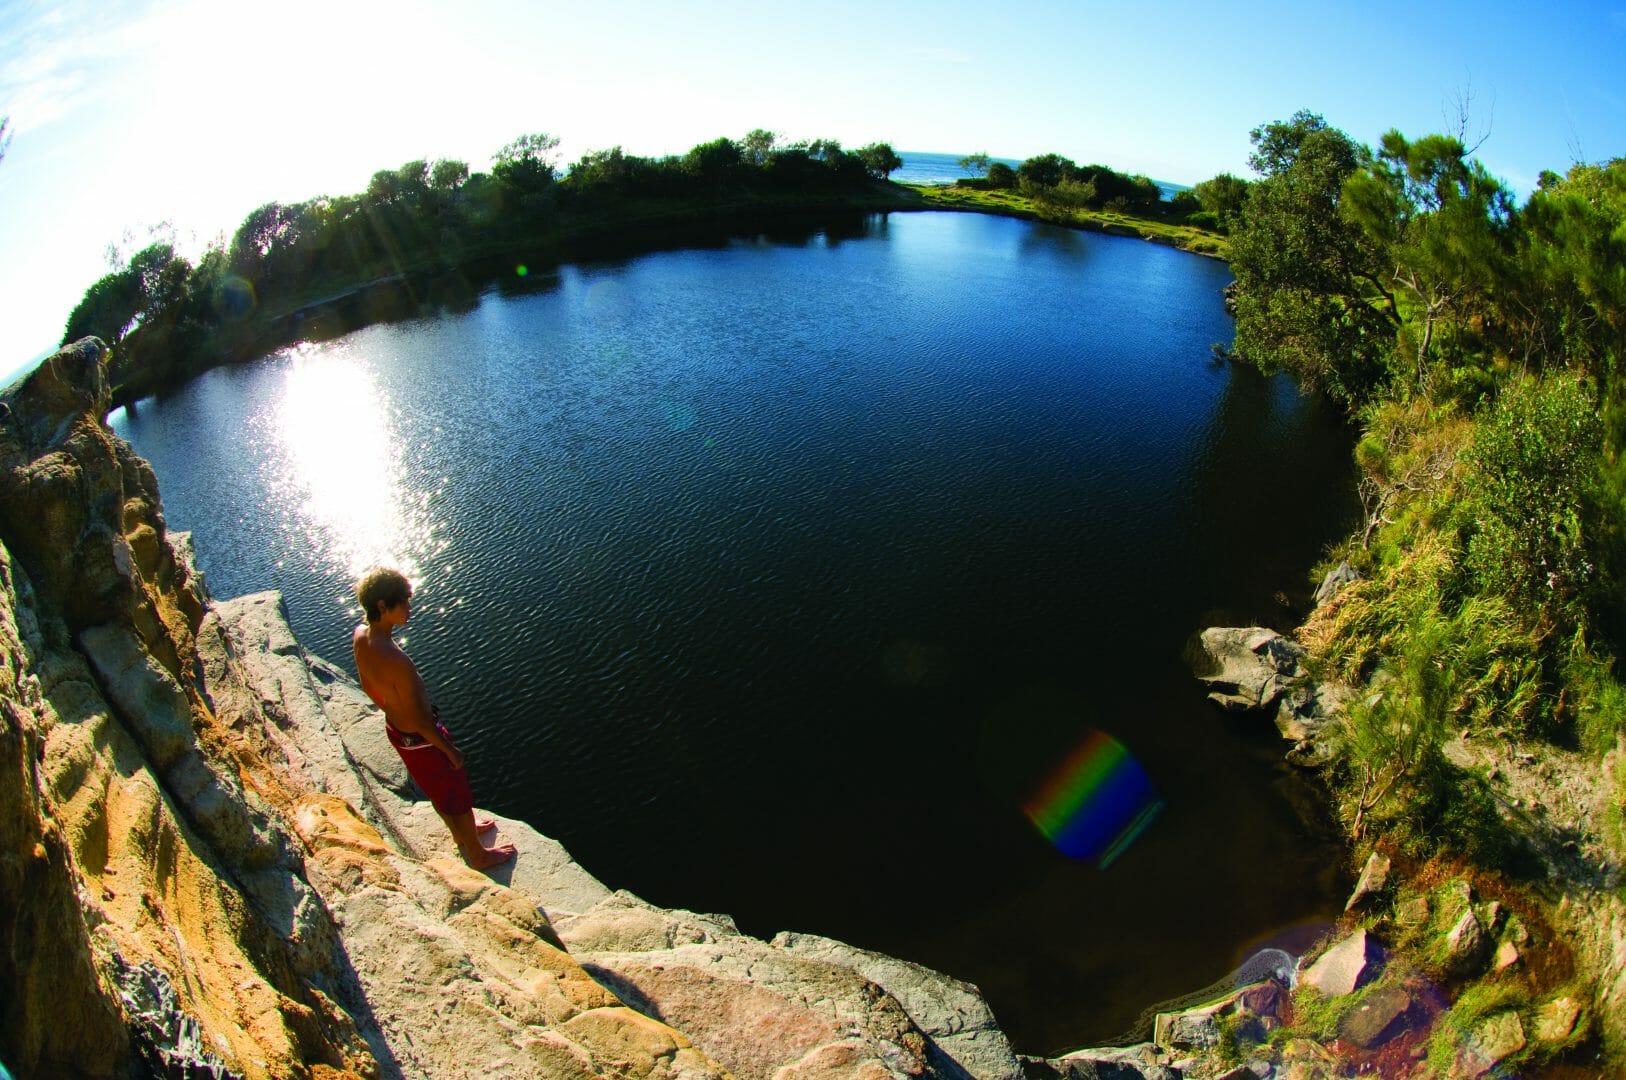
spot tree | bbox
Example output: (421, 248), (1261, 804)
(567, 146), (640, 196)
(741, 128), (778, 166)
(855, 142), (903, 180)
(1191, 173), (1250, 229)
(1017, 153), (1077, 191)
(684, 136), (743, 185)
(1515, 159), (1626, 378)
(1036, 177), (1095, 211)
(430, 158), (469, 192)
(61, 242), (188, 347)
(229, 201), (303, 285)
(1248, 109), (1336, 176)
(803, 137), (841, 161)
(367, 160), (430, 204)
(986, 162), (1017, 189)
(493, 132), (560, 191)
(63, 271), (144, 346)
(1341, 130), (1516, 395)
(1227, 111), (1395, 402)
(957, 151), (991, 177)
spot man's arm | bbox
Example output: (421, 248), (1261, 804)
(379, 651), (465, 770)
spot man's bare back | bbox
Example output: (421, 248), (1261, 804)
(352, 620), (458, 761)
(352, 570), (515, 870)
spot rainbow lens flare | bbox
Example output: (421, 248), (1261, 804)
(1023, 729), (1164, 868)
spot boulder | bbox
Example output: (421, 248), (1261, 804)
(1040, 1042), (1179, 1079)
(557, 894), (937, 1079)
(1337, 986), (1413, 1049)
(1395, 896), (1432, 930)
(1534, 996), (1582, 1045)
(1190, 627), (1305, 713)
(1154, 979), (1287, 1051)
(772, 931), (1022, 1080)
(1345, 851), (1392, 911)
(1444, 909), (1488, 976)
(1299, 929), (1383, 998)
(1190, 626), (1349, 753)
(1453, 1010), (1525, 1079)
(1313, 562), (1362, 606)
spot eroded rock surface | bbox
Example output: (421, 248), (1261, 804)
(1188, 626), (1349, 759)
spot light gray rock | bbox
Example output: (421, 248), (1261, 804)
(78, 622), (193, 768)
(1191, 627), (1305, 713)
(569, 931), (932, 1078)
(1314, 562), (1362, 606)
(214, 592), (613, 920)
(1042, 1042), (1180, 1079)
(773, 930), (1023, 1080)
(1445, 908), (1488, 975)
(1299, 929), (1382, 997)
(212, 591), (407, 807)
(1346, 851), (1392, 911)
(1191, 626), (1349, 757)
(1396, 896), (1432, 929)
(558, 892), (1019, 1078)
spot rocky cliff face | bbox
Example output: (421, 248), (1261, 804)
(0, 341), (1043, 1079)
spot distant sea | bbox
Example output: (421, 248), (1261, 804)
(897, 150), (1189, 201)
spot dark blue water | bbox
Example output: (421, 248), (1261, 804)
(112, 211), (1355, 1054)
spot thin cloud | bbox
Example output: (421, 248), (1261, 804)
(0, 0), (166, 132)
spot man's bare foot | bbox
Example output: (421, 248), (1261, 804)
(464, 842), (517, 871)
(476, 815), (498, 834)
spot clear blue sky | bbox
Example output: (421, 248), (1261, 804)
(2, 0), (1623, 382)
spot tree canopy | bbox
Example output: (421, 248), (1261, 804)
(64, 126), (909, 398)
(1226, 111), (1394, 401)
(1014, 153), (1162, 213)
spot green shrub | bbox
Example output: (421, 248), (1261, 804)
(986, 162), (1017, 189)
(1463, 375), (1605, 625)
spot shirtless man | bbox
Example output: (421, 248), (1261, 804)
(352, 567), (516, 870)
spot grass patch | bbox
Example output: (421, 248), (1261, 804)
(1424, 982), (1533, 1076)
(900, 184), (1229, 257)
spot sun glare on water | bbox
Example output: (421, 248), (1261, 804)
(266, 345), (440, 584)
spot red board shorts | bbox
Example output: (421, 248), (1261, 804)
(386, 716), (474, 817)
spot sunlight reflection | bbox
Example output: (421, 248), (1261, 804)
(266, 344), (438, 584)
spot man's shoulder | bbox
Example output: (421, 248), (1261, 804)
(354, 630), (408, 666)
